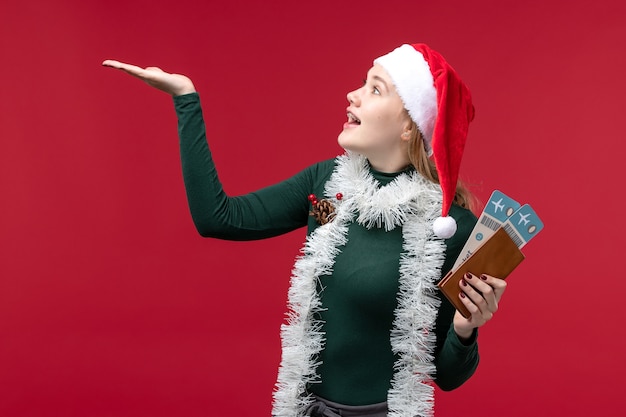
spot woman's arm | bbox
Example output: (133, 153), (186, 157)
(433, 300), (480, 391)
(434, 272), (507, 390)
(433, 205), (510, 390)
(432, 206), (480, 390)
(103, 60), (322, 240)
(176, 93), (323, 240)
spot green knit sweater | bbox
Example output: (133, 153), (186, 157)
(174, 93), (479, 405)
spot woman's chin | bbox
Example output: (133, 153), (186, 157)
(337, 132), (356, 152)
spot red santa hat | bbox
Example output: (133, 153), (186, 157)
(374, 43), (475, 239)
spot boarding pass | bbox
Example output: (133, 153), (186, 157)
(452, 190), (543, 270)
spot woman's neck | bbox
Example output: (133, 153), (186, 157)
(366, 156), (411, 173)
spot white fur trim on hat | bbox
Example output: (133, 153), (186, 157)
(374, 44), (437, 155)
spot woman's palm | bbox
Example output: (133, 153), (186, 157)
(102, 60), (195, 96)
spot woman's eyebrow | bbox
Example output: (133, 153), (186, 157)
(371, 75), (389, 90)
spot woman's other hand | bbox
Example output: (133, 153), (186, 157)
(102, 60), (196, 96)
(453, 273), (507, 341)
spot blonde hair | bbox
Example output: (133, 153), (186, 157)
(406, 121), (478, 214)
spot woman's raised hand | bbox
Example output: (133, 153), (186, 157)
(102, 60), (196, 96)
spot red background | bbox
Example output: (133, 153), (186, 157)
(1, 0), (625, 416)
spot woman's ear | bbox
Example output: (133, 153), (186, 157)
(400, 115), (415, 142)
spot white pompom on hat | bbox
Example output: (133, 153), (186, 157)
(374, 43), (475, 239)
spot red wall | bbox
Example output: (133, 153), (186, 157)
(1, 0), (625, 416)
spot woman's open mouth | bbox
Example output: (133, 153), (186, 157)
(343, 111), (361, 129)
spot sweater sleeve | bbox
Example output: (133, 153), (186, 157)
(433, 206), (480, 391)
(174, 92), (329, 240)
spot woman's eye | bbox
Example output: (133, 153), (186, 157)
(362, 79), (380, 95)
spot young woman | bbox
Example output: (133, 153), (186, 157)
(103, 43), (506, 417)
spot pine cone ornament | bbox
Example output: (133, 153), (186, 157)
(308, 194), (339, 225)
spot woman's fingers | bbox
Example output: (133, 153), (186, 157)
(101, 59), (126, 68)
(479, 273), (507, 301)
(458, 273), (508, 318)
(102, 60), (145, 76)
(466, 274), (495, 311)
(102, 60), (161, 81)
(454, 273), (508, 335)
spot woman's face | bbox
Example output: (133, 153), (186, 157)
(337, 64), (412, 172)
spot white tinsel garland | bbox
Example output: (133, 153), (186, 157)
(272, 153), (445, 417)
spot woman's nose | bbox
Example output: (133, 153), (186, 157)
(347, 89), (359, 105)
